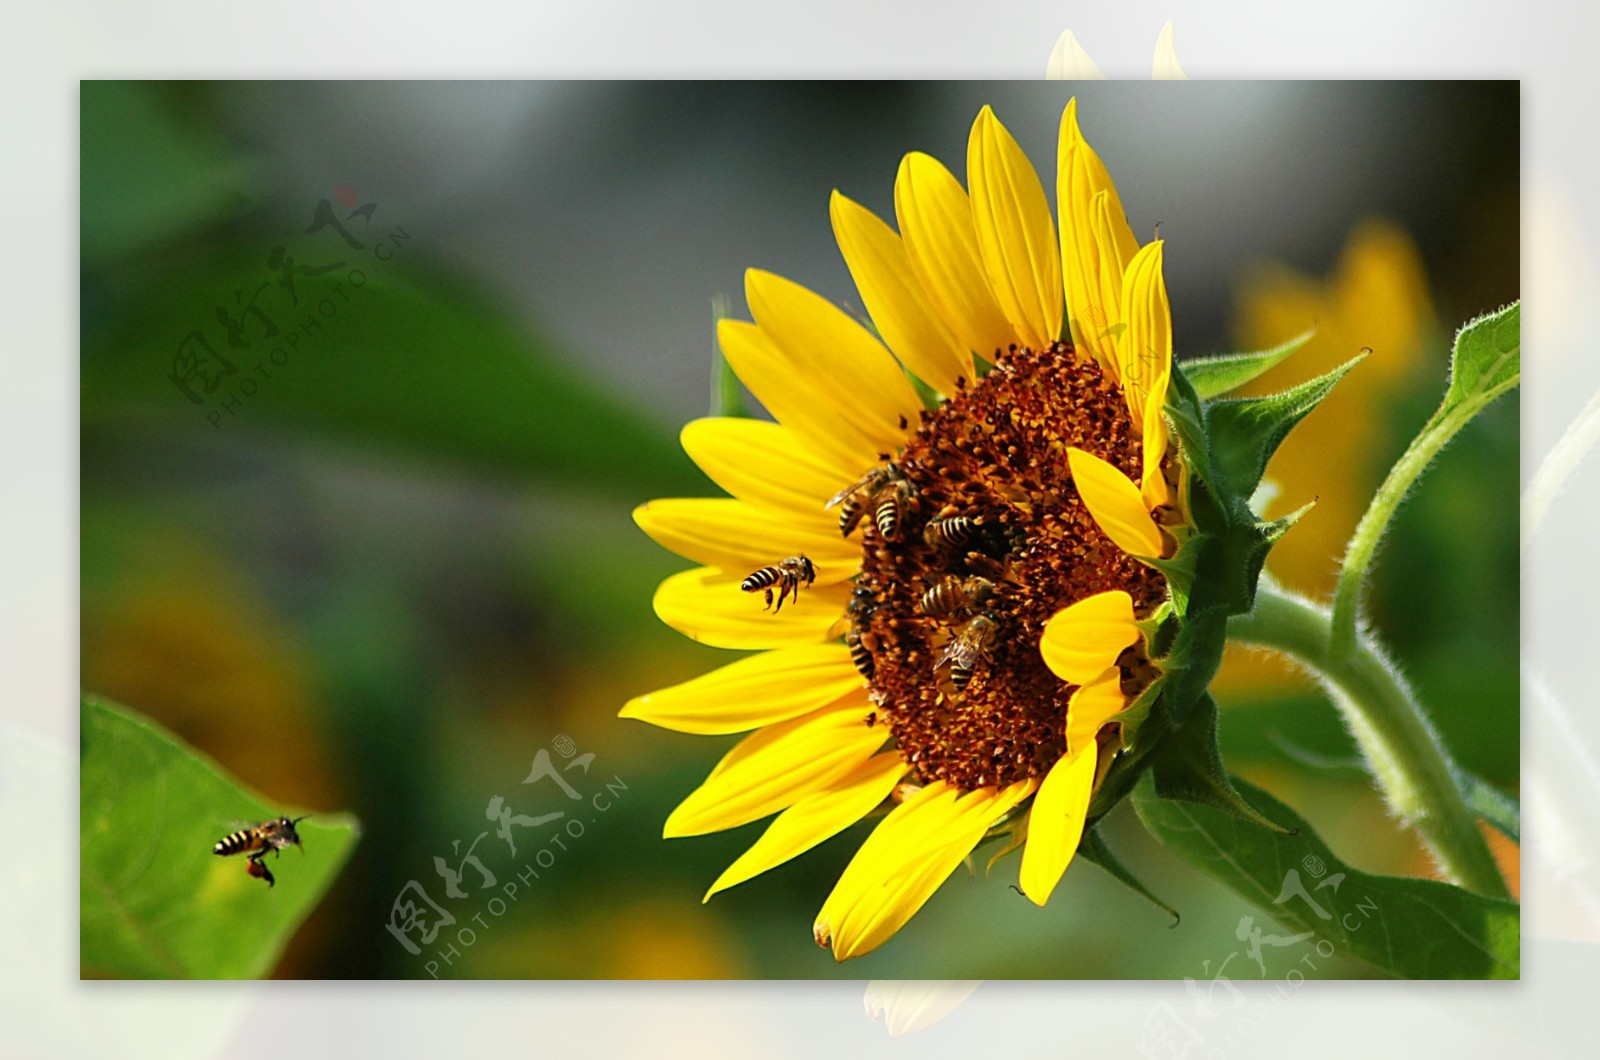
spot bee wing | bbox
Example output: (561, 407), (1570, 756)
(826, 470), (880, 509)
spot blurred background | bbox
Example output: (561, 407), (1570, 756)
(79, 80), (1518, 979)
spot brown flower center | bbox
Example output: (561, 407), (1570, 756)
(849, 342), (1166, 790)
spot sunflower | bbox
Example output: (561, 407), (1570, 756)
(626, 99), (1309, 961)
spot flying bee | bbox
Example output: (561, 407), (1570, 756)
(741, 555), (816, 613)
(935, 614), (999, 693)
(828, 464), (916, 541)
(844, 583), (881, 680)
(923, 515), (978, 550)
(918, 575), (996, 618)
(212, 815), (309, 888)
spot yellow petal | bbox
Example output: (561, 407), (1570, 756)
(653, 566), (851, 650)
(1018, 745), (1097, 905)
(1119, 240), (1172, 438)
(895, 152), (1019, 363)
(680, 417), (856, 519)
(744, 269), (922, 450)
(1058, 98), (1139, 370)
(831, 191), (974, 392)
(621, 644), (866, 735)
(1152, 20), (1189, 80)
(704, 751), (907, 899)
(1119, 241), (1175, 509)
(1045, 30), (1106, 80)
(1067, 447), (1164, 558)
(664, 696), (885, 837)
(1066, 666), (1128, 753)
(1039, 590), (1141, 685)
(634, 498), (854, 584)
(966, 107), (1064, 352)
(717, 319), (887, 474)
(816, 779), (1036, 961)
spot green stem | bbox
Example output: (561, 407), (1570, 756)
(1330, 398), (1484, 657)
(1229, 581), (1509, 899)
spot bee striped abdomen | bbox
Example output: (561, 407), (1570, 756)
(873, 496), (902, 541)
(923, 516), (977, 549)
(213, 829), (255, 856)
(741, 567), (781, 593)
(837, 498), (866, 537)
(846, 627), (875, 679)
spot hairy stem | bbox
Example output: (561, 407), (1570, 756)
(1229, 581), (1509, 898)
(1330, 396), (1487, 657)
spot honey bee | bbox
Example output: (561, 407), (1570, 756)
(844, 583), (880, 680)
(212, 815), (309, 888)
(741, 555), (816, 612)
(872, 479), (917, 542)
(935, 614), (999, 693)
(918, 575), (996, 618)
(923, 515), (978, 550)
(828, 465), (916, 541)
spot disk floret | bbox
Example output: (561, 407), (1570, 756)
(850, 342), (1166, 790)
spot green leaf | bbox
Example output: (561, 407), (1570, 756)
(1182, 329), (1315, 400)
(1078, 825), (1180, 924)
(1463, 772), (1520, 844)
(1204, 353), (1365, 501)
(81, 82), (251, 265)
(81, 244), (702, 498)
(1134, 776), (1519, 979)
(80, 696), (359, 979)
(1445, 303), (1521, 413)
(1150, 695), (1290, 833)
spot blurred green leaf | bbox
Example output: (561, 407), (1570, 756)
(80, 696), (358, 979)
(1134, 776), (1518, 979)
(81, 81), (251, 265)
(1182, 329), (1315, 400)
(81, 245), (701, 497)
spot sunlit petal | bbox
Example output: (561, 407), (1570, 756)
(968, 106), (1064, 351)
(622, 644), (865, 735)
(831, 190), (974, 391)
(664, 696), (886, 837)
(1018, 745), (1097, 905)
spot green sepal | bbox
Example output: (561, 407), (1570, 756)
(1203, 352), (1365, 501)
(1144, 533), (1206, 616)
(1183, 329), (1316, 400)
(1212, 502), (1316, 617)
(1155, 604), (1228, 725)
(1149, 694), (1293, 834)
(1078, 824), (1180, 925)
(1112, 676), (1167, 753)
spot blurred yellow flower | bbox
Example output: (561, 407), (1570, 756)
(1215, 219), (1436, 697)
